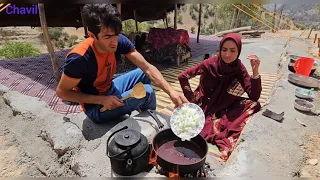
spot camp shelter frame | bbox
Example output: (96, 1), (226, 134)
(0, 3), (205, 82)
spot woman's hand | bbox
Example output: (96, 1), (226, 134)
(247, 54), (260, 76)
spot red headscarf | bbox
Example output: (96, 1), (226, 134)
(178, 33), (246, 116)
(205, 33), (242, 81)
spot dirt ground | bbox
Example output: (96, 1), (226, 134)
(0, 96), (42, 177)
(293, 33), (320, 177)
(0, 92), (77, 177)
(300, 134), (320, 177)
(299, 91), (320, 177)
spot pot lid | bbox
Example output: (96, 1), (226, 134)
(114, 129), (141, 147)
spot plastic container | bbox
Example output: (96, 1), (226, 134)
(293, 57), (315, 76)
(295, 87), (314, 99)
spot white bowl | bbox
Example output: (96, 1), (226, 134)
(170, 103), (205, 141)
(294, 99), (315, 112)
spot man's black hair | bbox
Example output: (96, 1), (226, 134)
(82, 4), (122, 39)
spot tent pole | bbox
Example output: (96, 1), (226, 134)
(133, 10), (138, 32)
(174, 4), (177, 29)
(197, 4), (202, 43)
(80, 6), (88, 37)
(117, 4), (121, 15)
(165, 10), (168, 28)
(38, 3), (61, 82)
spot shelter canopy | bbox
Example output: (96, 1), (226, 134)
(0, 3), (183, 27)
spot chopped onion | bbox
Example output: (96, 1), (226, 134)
(171, 105), (202, 141)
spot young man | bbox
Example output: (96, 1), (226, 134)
(56, 4), (188, 123)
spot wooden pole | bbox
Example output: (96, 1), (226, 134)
(212, 5), (218, 34)
(165, 11), (168, 28)
(272, 4), (277, 33)
(174, 4), (177, 29)
(278, 4), (284, 29)
(133, 10), (138, 32)
(234, 8), (240, 28)
(314, 34), (317, 43)
(116, 4), (121, 15)
(307, 28), (313, 39)
(197, 4), (202, 43)
(38, 3), (61, 82)
(318, 37), (320, 57)
(80, 6), (88, 37)
(230, 8), (236, 29)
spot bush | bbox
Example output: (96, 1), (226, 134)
(205, 27), (212, 35)
(191, 26), (195, 34)
(200, 28), (206, 35)
(191, 4), (199, 13)
(39, 27), (79, 49)
(178, 15), (183, 25)
(204, 11), (209, 19)
(181, 5), (187, 12)
(208, 8), (215, 17)
(48, 27), (63, 41)
(189, 6), (194, 15)
(191, 13), (197, 21)
(54, 40), (65, 49)
(0, 42), (41, 60)
(209, 22), (214, 29)
(121, 19), (149, 34)
(67, 35), (79, 47)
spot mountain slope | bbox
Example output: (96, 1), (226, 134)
(264, 4), (320, 28)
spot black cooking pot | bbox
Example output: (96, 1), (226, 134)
(106, 126), (150, 176)
(151, 128), (208, 176)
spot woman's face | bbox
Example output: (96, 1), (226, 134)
(220, 39), (239, 63)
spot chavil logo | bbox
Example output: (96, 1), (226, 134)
(0, 3), (38, 15)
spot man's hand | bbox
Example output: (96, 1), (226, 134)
(100, 95), (124, 112)
(169, 90), (189, 108)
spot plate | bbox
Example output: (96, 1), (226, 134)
(170, 103), (205, 141)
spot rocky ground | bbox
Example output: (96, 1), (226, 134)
(0, 89), (78, 177)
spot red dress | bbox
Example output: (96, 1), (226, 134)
(178, 33), (262, 156)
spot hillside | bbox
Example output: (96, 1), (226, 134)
(264, 4), (320, 28)
(135, 4), (320, 35)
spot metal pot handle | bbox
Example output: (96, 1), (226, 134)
(147, 109), (164, 129)
(106, 126), (133, 158)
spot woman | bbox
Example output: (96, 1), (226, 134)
(178, 33), (262, 161)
